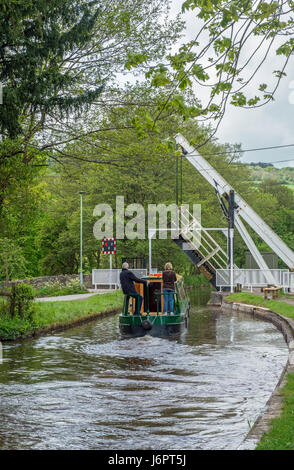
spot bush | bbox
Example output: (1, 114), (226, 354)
(9, 283), (36, 320)
(0, 290), (124, 341)
(0, 314), (34, 340)
(184, 274), (211, 287)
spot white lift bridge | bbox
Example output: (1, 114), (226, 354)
(172, 133), (294, 291)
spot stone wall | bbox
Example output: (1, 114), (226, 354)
(0, 274), (93, 290)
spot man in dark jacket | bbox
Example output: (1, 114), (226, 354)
(120, 262), (147, 315)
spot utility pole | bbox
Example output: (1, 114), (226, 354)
(80, 191), (86, 289)
(180, 153), (183, 205)
(228, 190), (235, 293)
(176, 155), (179, 207)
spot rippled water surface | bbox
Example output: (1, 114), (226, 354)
(0, 289), (288, 450)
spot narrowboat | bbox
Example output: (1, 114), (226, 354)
(119, 274), (190, 337)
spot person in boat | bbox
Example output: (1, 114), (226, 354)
(120, 262), (147, 315)
(162, 262), (177, 315)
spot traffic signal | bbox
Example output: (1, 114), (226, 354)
(102, 238), (116, 254)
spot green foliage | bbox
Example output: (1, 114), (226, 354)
(3, 78), (276, 279)
(0, 0), (183, 224)
(31, 93), (247, 276)
(0, 238), (27, 283)
(0, 290), (123, 341)
(0, 314), (34, 341)
(9, 282), (36, 320)
(226, 292), (267, 306)
(35, 279), (88, 297)
(143, 0), (294, 129)
(249, 165), (294, 185)
(256, 373), (294, 450)
(125, 52), (150, 71)
(2, 85), (294, 278)
(184, 274), (211, 288)
(0, 2), (261, 285)
(0, 0), (103, 137)
(226, 292), (294, 319)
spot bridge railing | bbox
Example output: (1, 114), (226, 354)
(216, 269), (289, 291)
(92, 269), (148, 289)
(178, 205), (228, 270)
(282, 271), (294, 289)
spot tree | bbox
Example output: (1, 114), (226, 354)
(34, 84), (248, 276)
(0, 238), (27, 286)
(0, 0), (104, 138)
(0, 0), (183, 215)
(0, 0), (182, 143)
(145, 0), (294, 145)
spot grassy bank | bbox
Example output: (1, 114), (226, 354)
(0, 290), (123, 341)
(256, 372), (294, 450)
(225, 291), (294, 450)
(225, 292), (294, 320)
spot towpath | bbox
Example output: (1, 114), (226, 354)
(36, 289), (117, 302)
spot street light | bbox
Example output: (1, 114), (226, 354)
(80, 191), (86, 288)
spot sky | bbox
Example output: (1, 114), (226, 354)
(169, 0), (294, 168)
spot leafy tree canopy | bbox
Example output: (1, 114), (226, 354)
(0, 0), (183, 214)
(0, 0), (104, 137)
(145, 0), (294, 145)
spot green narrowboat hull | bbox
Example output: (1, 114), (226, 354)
(119, 274), (190, 337)
(119, 312), (189, 337)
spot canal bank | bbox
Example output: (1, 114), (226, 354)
(210, 291), (294, 449)
(0, 290), (123, 342)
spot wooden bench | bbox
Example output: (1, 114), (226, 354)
(263, 286), (282, 300)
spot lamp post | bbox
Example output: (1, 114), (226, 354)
(80, 191), (86, 288)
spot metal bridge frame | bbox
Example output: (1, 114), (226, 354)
(148, 226), (228, 274)
(175, 133), (294, 287)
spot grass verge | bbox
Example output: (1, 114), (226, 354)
(225, 292), (294, 320)
(256, 373), (294, 450)
(0, 290), (123, 341)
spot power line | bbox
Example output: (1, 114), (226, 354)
(45, 138), (294, 170)
(197, 143), (294, 157)
(258, 157), (294, 165)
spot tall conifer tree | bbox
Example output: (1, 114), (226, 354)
(0, 0), (103, 137)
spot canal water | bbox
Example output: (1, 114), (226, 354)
(0, 289), (288, 450)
